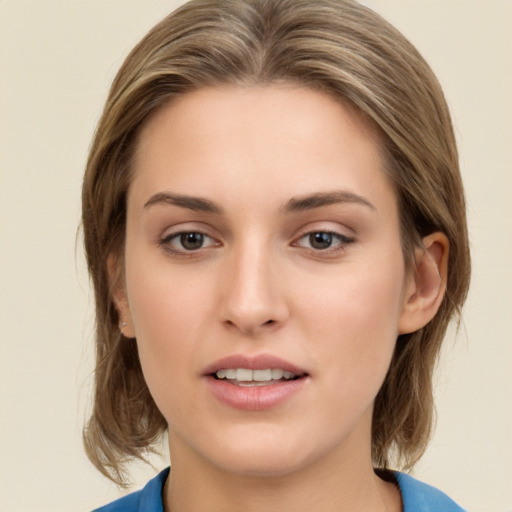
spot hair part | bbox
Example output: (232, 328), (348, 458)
(82, 0), (470, 485)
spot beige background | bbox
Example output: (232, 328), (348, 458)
(0, 1), (511, 511)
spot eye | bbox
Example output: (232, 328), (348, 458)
(160, 231), (218, 253)
(295, 231), (354, 251)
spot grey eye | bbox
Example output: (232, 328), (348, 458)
(309, 232), (334, 250)
(161, 231), (217, 253)
(179, 232), (205, 250)
(294, 230), (354, 253)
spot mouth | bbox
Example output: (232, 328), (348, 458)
(213, 368), (305, 386)
(203, 354), (309, 410)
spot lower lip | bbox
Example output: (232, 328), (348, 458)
(205, 376), (307, 411)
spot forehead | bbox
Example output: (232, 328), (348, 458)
(130, 84), (394, 214)
(135, 84), (382, 160)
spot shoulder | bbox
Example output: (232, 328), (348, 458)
(394, 472), (466, 512)
(91, 467), (465, 512)
(92, 468), (169, 512)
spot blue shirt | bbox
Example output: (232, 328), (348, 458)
(94, 467), (466, 511)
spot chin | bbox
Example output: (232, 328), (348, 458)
(212, 449), (310, 478)
(198, 426), (327, 478)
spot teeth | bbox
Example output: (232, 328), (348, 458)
(236, 368), (253, 381)
(215, 368), (298, 382)
(271, 368), (284, 379)
(253, 369), (272, 381)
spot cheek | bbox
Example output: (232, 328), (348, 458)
(128, 274), (207, 339)
(298, 258), (406, 382)
(125, 240), (217, 335)
(123, 260), (215, 410)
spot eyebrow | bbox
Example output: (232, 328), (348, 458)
(144, 192), (223, 214)
(143, 190), (375, 215)
(282, 190), (376, 213)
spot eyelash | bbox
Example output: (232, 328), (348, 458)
(293, 230), (355, 254)
(159, 228), (355, 259)
(159, 231), (219, 257)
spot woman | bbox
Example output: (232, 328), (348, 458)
(82, 0), (470, 510)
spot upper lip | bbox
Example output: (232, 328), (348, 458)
(202, 354), (307, 376)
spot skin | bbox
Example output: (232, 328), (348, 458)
(114, 85), (448, 512)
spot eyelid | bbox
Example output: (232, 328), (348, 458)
(161, 230), (215, 245)
(158, 220), (221, 243)
(158, 225), (222, 257)
(295, 230), (353, 246)
(291, 225), (356, 256)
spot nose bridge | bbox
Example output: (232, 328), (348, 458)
(219, 235), (287, 333)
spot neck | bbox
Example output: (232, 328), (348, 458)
(164, 433), (401, 512)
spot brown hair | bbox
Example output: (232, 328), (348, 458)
(82, 0), (470, 485)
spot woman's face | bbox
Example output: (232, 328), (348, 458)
(119, 85), (417, 477)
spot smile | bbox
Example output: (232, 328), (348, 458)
(203, 355), (309, 410)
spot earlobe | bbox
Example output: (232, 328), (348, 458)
(107, 253), (136, 338)
(398, 232), (449, 335)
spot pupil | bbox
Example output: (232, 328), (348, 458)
(310, 232), (332, 249)
(180, 232), (204, 250)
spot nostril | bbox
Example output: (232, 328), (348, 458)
(222, 317), (276, 334)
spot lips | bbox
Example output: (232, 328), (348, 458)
(203, 354), (309, 410)
(203, 354), (307, 375)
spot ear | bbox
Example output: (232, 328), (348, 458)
(398, 232), (449, 335)
(107, 253), (136, 338)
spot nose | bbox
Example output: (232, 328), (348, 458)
(218, 241), (289, 335)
